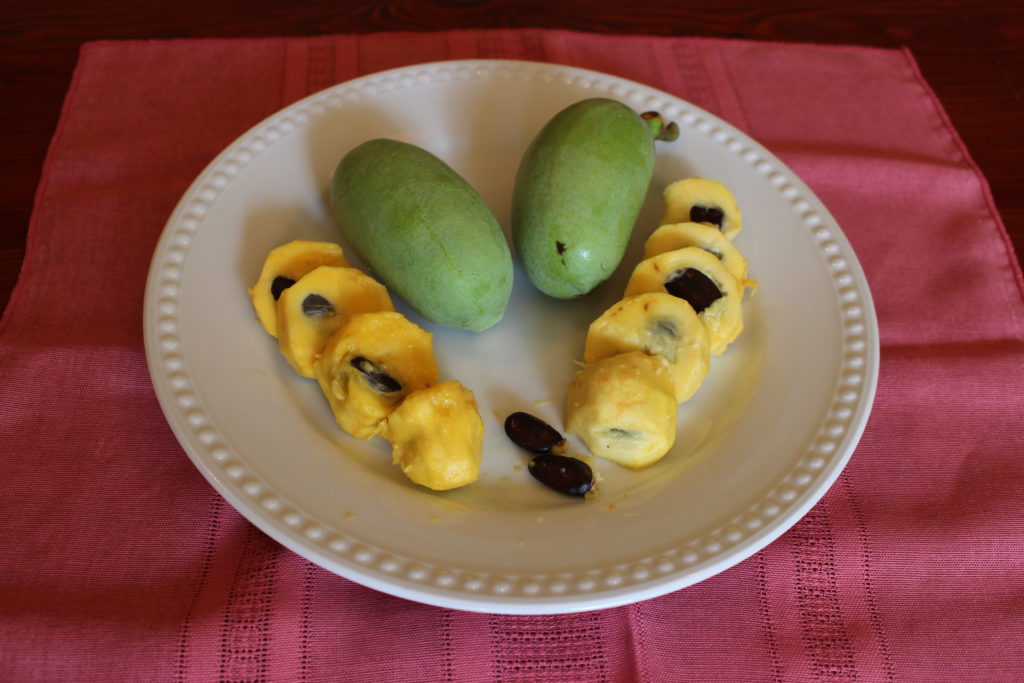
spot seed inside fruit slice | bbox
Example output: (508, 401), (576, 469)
(584, 292), (710, 403)
(248, 240), (348, 338)
(659, 178), (743, 240)
(664, 268), (721, 313)
(350, 356), (403, 394)
(624, 247), (743, 356)
(313, 311), (436, 440)
(690, 205), (724, 227)
(271, 276), (297, 301)
(302, 294), (335, 317)
(277, 266), (393, 378)
(643, 221), (749, 282)
(565, 351), (677, 470)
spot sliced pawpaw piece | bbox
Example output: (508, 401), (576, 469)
(565, 351), (677, 470)
(644, 221), (749, 283)
(248, 240), (348, 338)
(660, 178), (743, 240)
(276, 266), (392, 378)
(624, 247), (743, 356)
(585, 292), (710, 403)
(384, 381), (484, 491)
(314, 311), (437, 440)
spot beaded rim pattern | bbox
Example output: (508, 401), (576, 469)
(144, 60), (879, 614)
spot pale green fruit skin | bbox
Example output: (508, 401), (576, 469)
(330, 139), (513, 332)
(512, 98), (656, 299)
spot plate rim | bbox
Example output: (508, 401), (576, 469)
(143, 58), (880, 614)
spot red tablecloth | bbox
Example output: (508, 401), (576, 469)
(2, 30), (1023, 681)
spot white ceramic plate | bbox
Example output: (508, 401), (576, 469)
(144, 59), (878, 614)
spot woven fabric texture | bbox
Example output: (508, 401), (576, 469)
(1, 30), (1023, 682)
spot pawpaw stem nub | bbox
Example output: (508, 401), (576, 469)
(641, 111), (679, 143)
(659, 121), (680, 142)
(641, 111), (664, 137)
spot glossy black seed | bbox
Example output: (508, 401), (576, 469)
(529, 454), (593, 497)
(690, 205), (725, 228)
(302, 293), (335, 317)
(349, 356), (402, 393)
(664, 268), (722, 314)
(504, 412), (567, 454)
(271, 276), (296, 301)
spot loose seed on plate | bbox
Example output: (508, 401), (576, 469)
(528, 454), (593, 497)
(504, 411), (567, 454)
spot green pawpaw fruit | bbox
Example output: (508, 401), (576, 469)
(512, 98), (668, 299)
(331, 139), (513, 332)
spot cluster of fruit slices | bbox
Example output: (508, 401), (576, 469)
(565, 177), (755, 470)
(248, 240), (485, 491)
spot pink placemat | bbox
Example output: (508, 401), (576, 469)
(2, 30), (1023, 681)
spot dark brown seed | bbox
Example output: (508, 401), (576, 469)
(528, 454), (593, 497)
(664, 268), (722, 313)
(504, 412), (567, 454)
(302, 293), (335, 317)
(349, 356), (402, 393)
(690, 205), (724, 228)
(271, 275), (296, 301)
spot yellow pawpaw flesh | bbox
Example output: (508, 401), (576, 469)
(248, 240), (348, 338)
(624, 247), (743, 357)
(565, 352), (678, 470)
(564, 176), (752, 472)
(585, 292), (710, 404)
(644, 222), (749, 283)
(384, 381), (484, 491)
(251, 240), (484, 492)
(660, 177), (743, 240)
(314, 311), (437, 440)
(276, 266), (393, 378)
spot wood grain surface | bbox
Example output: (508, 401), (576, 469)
(1, 1), (1021, 316)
